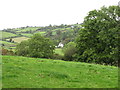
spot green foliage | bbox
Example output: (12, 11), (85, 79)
(52, 54), (64, 60)
(16, 34), (55, 58)
(15, 40), (29, 56)
(54, 48), (64, 56)
(2, 55), (118, 88)
(63, 42), (77, 61)
(76, 6), (120, 66)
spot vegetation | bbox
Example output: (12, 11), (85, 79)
(20, 33), (33, 37)
(16, 34), (55, 58)
(0, 31), (17, 40)
(12, 37), (29, 43)
(1, 48), (14, 55)
(1, 5), (119, 66)
(76, 6), (119, 66)
(1, 5), (119, 88)
(63, 42), (77, 61)
(1, 24), (80, 52)
(54, 48), (64, 56)
(2, 55), (118, 88)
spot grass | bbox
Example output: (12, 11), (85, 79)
(35, 31), (46, 35)
(0, 41), (16, 50)
(16, 27), (40, 33)
(0, 31), (17, 39)
(21, 33), (33, 37)
(2, 55), (118, 88)
(12, 37), (30, 43)
(0, 41), (15, 45)
(54, 48), (64, 56)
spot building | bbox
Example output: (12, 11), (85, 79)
(57, 42), (64, 48)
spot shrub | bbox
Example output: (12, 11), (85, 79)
(1, 48), (14, 55)
(52, 54), (64, 60)
(63, 42), (77, 61)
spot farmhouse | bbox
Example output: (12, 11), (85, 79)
(57, 42), (64, 48)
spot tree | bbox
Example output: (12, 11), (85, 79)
(76, 6), (119, 66)
(16, 34), (55, 58)
(9, 38), (12, 42)
(16, 40), (30, 56)
(63, 42), (77, 61)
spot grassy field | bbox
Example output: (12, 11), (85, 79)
(21, 33), (33, 37)
(16, 27), (40, 33)
(0, 41), (16, 50)
(0, 41), (15, 45)
(2, 55), (118, 88)
(12, 37), (30, 43)
(34, 31), (46, 35)
(0, 31), (17, 39)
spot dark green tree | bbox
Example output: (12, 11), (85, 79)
(9, 38), (12, 42)
(16, 40), (29, 56)
(16, 34), (55, 58)
(63, 42), (77, 61)
(76, 6), (120, 66)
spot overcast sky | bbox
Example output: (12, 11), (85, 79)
(0, 0), (119, 30)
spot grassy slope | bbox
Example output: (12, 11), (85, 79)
(2, 55), (118, 88)
(0, 41), (15, 45)
(0, 41), (16, 50)
(12, 37), (29, 43)
(15, 27), (40, 33)
(20, 33), (33, 37)
(0, 31), (17, 39)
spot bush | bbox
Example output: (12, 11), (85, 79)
(52, 54), (64, 60)
(63, 42), (77, 61)
(1, 48), (14, 55)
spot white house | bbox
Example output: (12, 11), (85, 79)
(57, 42), (64, 48)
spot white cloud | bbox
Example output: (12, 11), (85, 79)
(0, 0), (119, 30)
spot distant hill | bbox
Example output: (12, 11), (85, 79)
(0, 24), (81, 50)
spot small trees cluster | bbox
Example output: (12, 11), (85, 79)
(16, 34), (55, 58)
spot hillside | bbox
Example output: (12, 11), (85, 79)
(2, 55), (118, 88)
(1, 24), (81, 50)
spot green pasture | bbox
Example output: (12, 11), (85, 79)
(12, 37), (30, 43)
(2, 55), (118, 88)
(0, 31), (17, 39)
(0, 41), (15, 45)
(16, 27), (40, 33)
(21, 33), (33, 37)
(35, 31), (46, 35)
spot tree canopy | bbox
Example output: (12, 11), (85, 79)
(76, 6), (119, 66)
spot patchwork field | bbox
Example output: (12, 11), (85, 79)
(20, 33), (33, 37)
(0, 31), (17, 39)
(12, 37), (30, 43)
(0, 41), (16, 50)
(2, 55), (118, 88)
(15, 27), (40, 33)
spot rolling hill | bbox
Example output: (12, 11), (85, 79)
(0, 24), (81, 50)
(2, 55), (118, 88)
